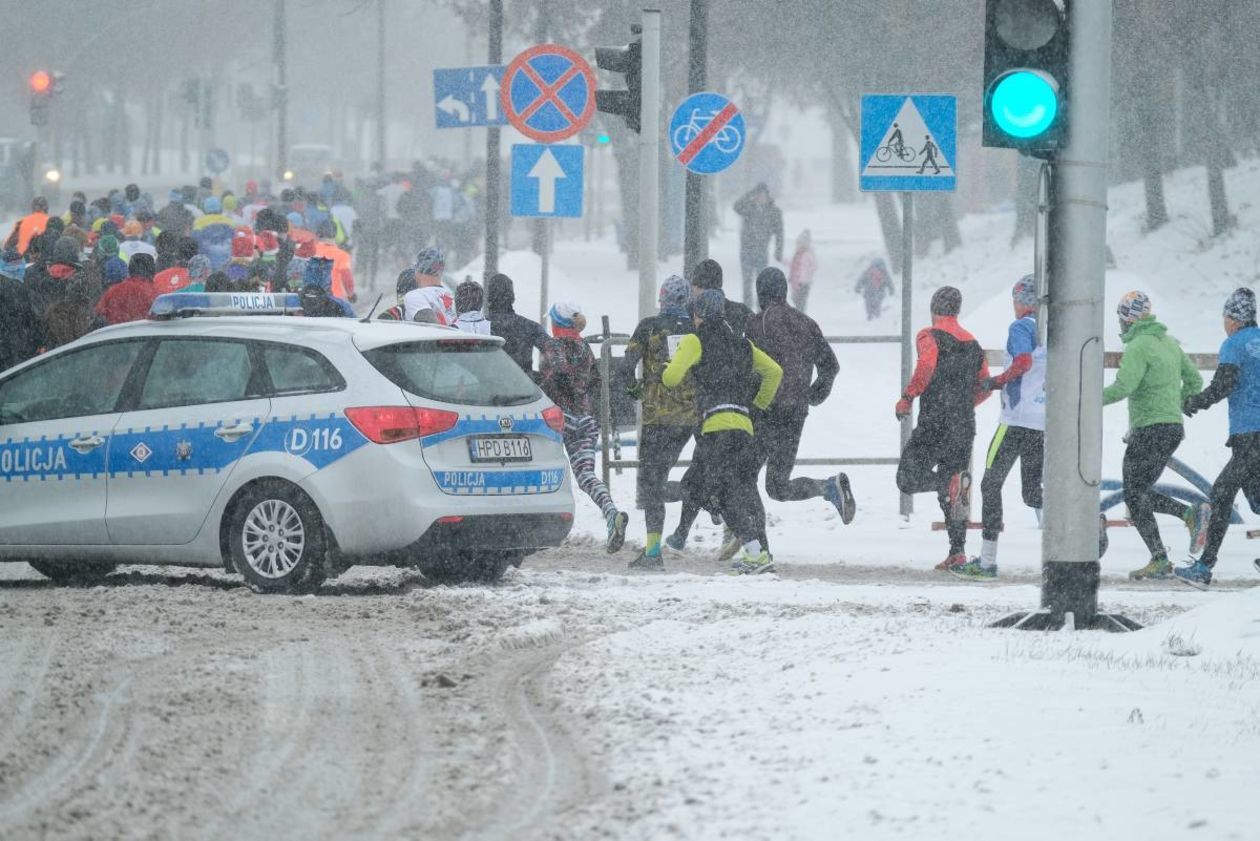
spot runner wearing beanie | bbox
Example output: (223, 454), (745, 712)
(1176, 288), (1260, 586)
(895, 286), (992, 572)
(485, 273), (549, 378)
(378, 269), (417, 321)
(953, 275), (1047, 580)
(690, 258), (753, 336)
(662, 288), (783, 574)
(1104, 290), (1207, 580)
(539, 301), (630, 553)
(402, 247), (455, 324)
(620, 275), (699, 569)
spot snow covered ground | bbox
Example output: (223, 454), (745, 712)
(459, 160), (1260, 581)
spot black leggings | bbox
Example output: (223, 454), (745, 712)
(1122, 423), (1189, 558)
(1201, 432), (1260, 566)
(980, 425), (1044, 541)
(754, 408), (825, 502)
(896, 424), (973, 555)
(694, 429), (766, 545)
(637, 425), (693, 535)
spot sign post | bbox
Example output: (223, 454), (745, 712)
(637, 10), (662, 320)
(860, 93), (958, 518)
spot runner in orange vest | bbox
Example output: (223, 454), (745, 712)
(313, 220), (355, 302)
(5, 197), (50, 257)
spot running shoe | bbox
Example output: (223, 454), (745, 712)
(1173, 560), (1212, 589)
(1185, 502), (1212, 557)
(628, 547), (664, 571)
(664, 532), (687, 552)
(946, 471), (971, 521)
(1129, 554), (1173, 580)
(729, 549), (775, 575)
(949, 559), (997, 581)
(716, 528), (742, 562)
(934, 552), (967, 572)
(606, 511), (629, 554)
(824, 473), (857, 524)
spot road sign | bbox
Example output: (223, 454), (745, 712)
(433, 65), (506, 129)
(501, 44), (596, 143)
(510, 144), (583, 218)
(859, 94), (957, 192)
(668, 91), (745, 175)
(205, 148), (230, 175)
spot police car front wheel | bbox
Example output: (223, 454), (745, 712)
(227, 482), (328, 594)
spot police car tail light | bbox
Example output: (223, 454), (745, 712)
(344, 406), (459, 444)
(542, 406), (564, 433)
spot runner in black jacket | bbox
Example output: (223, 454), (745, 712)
(486, 273), (548, 379)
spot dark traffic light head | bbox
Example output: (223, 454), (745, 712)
(595, 32), (642, 133)
(982, 0), (1069, 156)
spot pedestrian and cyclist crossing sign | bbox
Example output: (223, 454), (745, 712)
(859, 94), (957, 192)
(669, 91), (745, 175)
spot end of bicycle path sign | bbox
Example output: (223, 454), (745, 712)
(669, 91), (745, 175)
(859, 94), (956, 192)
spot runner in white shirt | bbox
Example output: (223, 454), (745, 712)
(401, 248), (455, 325)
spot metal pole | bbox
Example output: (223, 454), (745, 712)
(484, 0), (503, 278)
(638, 9), (662, 321)
(899, 192), (914, 518)
(273, 0), (288, 179)
(1040, 0), (1112, 626)
(682, 0), (708, 276)
(539, 221), (550, 324)
(376, 0), (386, 166)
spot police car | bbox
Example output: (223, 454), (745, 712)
(0, 293), (574, 592)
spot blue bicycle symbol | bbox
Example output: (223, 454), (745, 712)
(672, 109), (743, 154)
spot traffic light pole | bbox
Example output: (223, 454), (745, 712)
(273, 0), (288, 180)
(484, 0), (503, 279)
(637, 9), (662, 320)
(995, 0), (1137, 633)
(682, 0), (708, 276)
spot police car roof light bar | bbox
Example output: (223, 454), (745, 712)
(149, 292), (305, 320)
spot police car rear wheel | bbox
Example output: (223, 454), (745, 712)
(28, 560), (117, 583)
(229, 483), (327, 594)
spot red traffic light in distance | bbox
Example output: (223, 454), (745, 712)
(29, 70), (53, 94)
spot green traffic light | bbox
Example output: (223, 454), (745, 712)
(597, 134), (611, 144)
(990, 70), (1058, 139)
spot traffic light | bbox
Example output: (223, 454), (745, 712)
(594, 28), (642, 133)
(982, 0), (1069, 155)
(29, 70), (53, 126)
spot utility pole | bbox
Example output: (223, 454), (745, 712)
(273, 0), (288, 179)
(637, 8), (662, 320)
(997, 0), (1135, 632)
(484, 0), (503, 278)
(682, 0), (708, 276)
(376, 0), (386, 166)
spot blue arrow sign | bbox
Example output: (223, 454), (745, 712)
(434, 65), (506, 129)
(511, 144), (583, 218)
(668, 91), (745, 175)
(859, 94), (957, 192)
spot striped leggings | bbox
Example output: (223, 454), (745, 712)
(563, 413), (618, 522)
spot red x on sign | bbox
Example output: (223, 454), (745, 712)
(501, 44), (596, 143)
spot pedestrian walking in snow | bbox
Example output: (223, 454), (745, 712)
(733, 184), (784, 309)
(1175, 288), (1260, 587)
(953, 276), (1046, 581)
(1103, 291), (1209, 580)
(855, 258), (894, 321)
(787, 230), (817, 313)
(620, 275), (698, 570)
(540, 301), (629, 553)
(895, 286), (992, 572)
(661, 289), (783, 575)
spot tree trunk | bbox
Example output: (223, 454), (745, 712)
(940, 195), (961, 253)
(1207, 150), (1233, 237)
(829, 117), (855, 203)
(1142, 167), (1168, 231)
(875, 193), (903, 274)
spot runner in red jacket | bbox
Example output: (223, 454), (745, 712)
(96, 254), (159, 325)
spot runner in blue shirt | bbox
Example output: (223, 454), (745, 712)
(1176, 288), (1260, 586)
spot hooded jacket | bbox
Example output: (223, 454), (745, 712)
(95, 275), (158, 325)
(486, 274), (548, 375)
(745, 273), (838, 414)
(1103, 316), (1203, 430)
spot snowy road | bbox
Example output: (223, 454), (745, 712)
(0, 553), (1256, 841)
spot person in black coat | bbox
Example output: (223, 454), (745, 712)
(486, 273), (549, 379)
(0, 248), (41, 369)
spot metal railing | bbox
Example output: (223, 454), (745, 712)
(596, 334), (908, 488)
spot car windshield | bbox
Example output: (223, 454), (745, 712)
(362, 340), (541, 407)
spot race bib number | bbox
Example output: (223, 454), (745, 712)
(665, 334), (686, 361)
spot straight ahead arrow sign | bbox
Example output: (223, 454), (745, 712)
(527, 148), (566, 213)
(481, 74), (501, 123)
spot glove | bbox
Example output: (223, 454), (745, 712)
(625, 381), (643, 402)
(895, 398), (911, 421)
(981, 377), (1001, 392)
(1182, 396), (1201, 417)
(348, 292), (358, 304)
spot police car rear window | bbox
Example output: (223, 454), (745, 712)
(363, 341), (540, 407)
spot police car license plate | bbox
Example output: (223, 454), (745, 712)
(468, 435), (532, 463)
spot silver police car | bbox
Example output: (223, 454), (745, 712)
(0, 293), (574, 592)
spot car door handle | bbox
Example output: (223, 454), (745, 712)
(214, 423), (255, 443)
(68, 435), (106, 453)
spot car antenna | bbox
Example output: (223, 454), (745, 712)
(360, 293), (385, 323)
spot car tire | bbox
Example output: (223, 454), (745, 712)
(228, 481), (328, 595)
(416, 551), (517, 585)
(28, 560), (117, 583)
